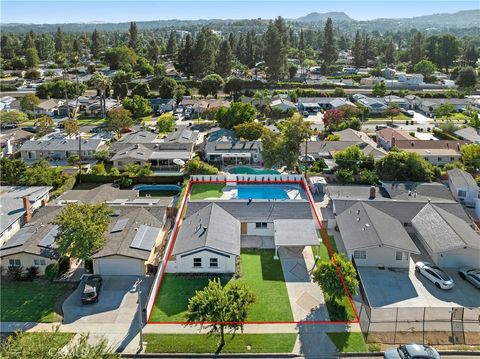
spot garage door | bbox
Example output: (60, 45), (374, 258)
(96, 258), (144, 276)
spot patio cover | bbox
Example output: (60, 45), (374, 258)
(221, 153), (251, 158)
(273, 219), (320, 247)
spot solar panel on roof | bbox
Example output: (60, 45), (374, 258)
(130, 225), (160, 251)
(110, 218), (129, 233)
(1, 226), (35, 250)
(38, 225), (59, 248)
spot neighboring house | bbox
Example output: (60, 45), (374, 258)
(270, 98), (297, 113)
(335, 129), (388, 158)
(204, 141), (262, 165)
(336, 201), (420, 268)
(447, 168), (479, 207)
(355, 96), (388, 114)
(205, 128), (238, 143)
(29, 99), (59, 117)
(19, 138), (105, 162)
(394, 140), (467, 166)
(148, 98), (176, 113)
(411, 203), (480, 267)
(167, 200), (319, 273)
(454, 127), (480, 144)
(376, 128), (417, 150)
(0, 186), (52, 247)
(57, 101), (79, 117)
(0, 128), (35, 157)
(415, 98), (473, 117)
(110, 129), (197, 171)
(396, 73), (424, 86)
(383, 95), (410, 110)
(380, 182), (455, 203)
(297, 97), (354, 112)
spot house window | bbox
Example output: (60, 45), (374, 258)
(255, 222), (268, 229)
(193, 258), (202, 268)
(9, 259), (21, 267)
(353, 250), (366, 260)
(437, 157), (442, 162)
(210, 258), (218, 268)
(458, 190), (467, 197)
(395, 251), (406, 260)
(34, 259), (47, 266)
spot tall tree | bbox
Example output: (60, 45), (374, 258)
(409, 32), (424, 65)
(299, 28), (305, 51)
(20, 94), (40, 112)
(384, 39), (396, 65)
(176, 34), (193, 78)
(129, 21), (138, 50)
(352, 31), (363, 68)
(263, 21), (286, 80)
(91, 72), (111, 118)
(245, 31), (255, 68)
(106, 108), (133, 138)
(320, 18), (338, 74)
(456, 66), (477, 89)
(54, 27), (64, 52)
(215, 40), (233, 78)
(192, 28), (216, 78)
(35, 116), (55, 138)
(462, 44), (479, 67)
(166, 30), (177, 56)
(25, 48), (39, 69)
(91, 29), (102, 59)
(185, 279), (255, 348)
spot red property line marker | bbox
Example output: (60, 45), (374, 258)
(147, 178), (359, 324)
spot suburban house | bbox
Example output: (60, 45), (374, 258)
(1, 128), (35, 157)
(410, 98), (474, 117)
(447, 168), (479, 207)
(376, 128), (417, 150)
(354, 95), (388, 114)
(270, 97), (297, 113)
(166, 200), (319, 273)
(336, 201), (420, 268)
(412, 203), (480, 267)
(19, 138), (105, 163)
(0, 186), (52, 247)
(148, 98), (176, 113)
(297, 97), (354, 112)
(335, 128), (388, 158)
(454, 127), (480, 143)
(204, 140), (262, 166)
(393, 140), (467, 165)
(109, 129), (198, 171)
(383, 95), (410, 110)
(28, 99), (59, 117)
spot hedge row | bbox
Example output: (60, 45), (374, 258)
(80, 173), (184, 184)
(432, 127), (460, 140)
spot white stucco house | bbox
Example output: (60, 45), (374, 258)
(447, 168), (479, 208)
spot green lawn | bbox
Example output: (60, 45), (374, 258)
(15, 332), (75, 350)
(312, 233), (357, 322)
(75, 117), (107, 126)
(145, 333), (297, 353)
(327, 332), (367, 352)
(367, 114), (410, 122)
(150, 249), (293, 322)
(189, 183), (225, 200)
(0, 280), (74, 322)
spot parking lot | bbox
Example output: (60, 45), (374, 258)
(62, 276), (152, 325)
(357, 261), (479, 308)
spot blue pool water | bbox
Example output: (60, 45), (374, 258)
(133, 184), (181, 197)
(229, 166), (280, 175)
(237, 184), (305, 200)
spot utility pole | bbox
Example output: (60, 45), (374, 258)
(303, 135), (308, 181)
(136, 278), (144, 353)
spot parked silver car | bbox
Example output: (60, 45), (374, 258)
(459, 267), (480, 289)
(415, 261), (454, 290)
(384, 344), (440, 359)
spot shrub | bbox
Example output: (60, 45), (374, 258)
(58, 257), (70, 275)
(115, 176), (133, 189)
(45, 263), (59, 281)
(25, 266), (39, 281)
(7, 265), (23, 281)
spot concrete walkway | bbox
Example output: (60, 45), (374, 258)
(279, 247), (330, 322)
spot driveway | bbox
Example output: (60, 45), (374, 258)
(62, 276), (152, 325)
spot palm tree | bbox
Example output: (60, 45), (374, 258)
(91, 72), (111, 118)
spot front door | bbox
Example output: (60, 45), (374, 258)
(241, 223), (248, 235)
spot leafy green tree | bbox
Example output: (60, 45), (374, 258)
(460, 144), (480, 172)
(384, 104), (400, 125)
(199, 74), (224, 98)
(128, 21), (138, 50)
(94, 149), (110, 162)
(215, 40), (233, 78)
(334, 145), (373, 174)
(176, 34), (193, 78)
(215, 102), (256, 129)
(0, 158), (28, 184)
(134, 57), (154, 77)
(409, 32), (424, 65)
(185, 157), (219, 175)
(54, 203), (112, 261)
(335, 168), (355, 184)
(158, 77), (177, 98)
(106, 108), (133, 138)
(0, 110), (28, 124)
(264, 20), (287, 80)
(224, 78), (245, 97)
(359, 169), (379, 185)
(372, 82), (387, 97)
(278, 113), (313, 170)
(320, 18), (338, 74)
(185, 279), (255, 348)
(384, 39), (396, 65)
(462, 44), (479, 67)
(20, 94), (40, 112)
(91, 72), (111, 118)
(456, 66), (477, 89)
(414, 59), (436, 77)
(234, 121), (265, 141)
(104, 46), (137, 70)
(260, 129), (282, 168)
(90, 163), (107, 176)
(166, 30), (177, 56)
(131, 82), (150, 98)
(435, 103), (455, 121)
(332, 87), (346, 97)
(123, 163), (153, 177)
(192, 28), (217, 78)
(375, 151), (434, 181)
(35, 116), (55, 138)
(122, 95), (152, 119)
(19, 160), (67, 187)
(25, 47), (39, 69)
(352, 31), (363, 68)
(312, 253), (358, 302)
(157, 113), (175, 133)
(64, 119), (79, 138)
(91, 29), (102, 59)
(0, 330), (120, 359)
(468, 112), (480, 129)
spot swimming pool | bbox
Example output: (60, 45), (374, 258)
(229, 166), (280, 175)
(237, 184), (306, 200)
(133, 184), (181, 197)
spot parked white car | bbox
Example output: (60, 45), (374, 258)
(459, 267), (480, 289)
(415, 261), (454, 290)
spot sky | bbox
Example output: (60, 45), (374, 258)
(1, 0), (478, 24)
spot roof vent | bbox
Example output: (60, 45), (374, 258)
(356, 217), (360, 222)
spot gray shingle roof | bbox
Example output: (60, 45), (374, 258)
(111, 144), (152, 162)
(336, 202), (420, 253)
(19, 138), (104, 152)
(204, 141), (262, 154)
(412, 203), (480, 253)
(454, 127), (480, 143)
(172, 203), (240, 256)
(448, 168), (478, 188)
(381, 182), (455, 202)
(54, 184), (139, 204)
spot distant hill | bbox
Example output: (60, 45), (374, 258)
(293, 12), (353, 23)
(1, 9), (478, 33)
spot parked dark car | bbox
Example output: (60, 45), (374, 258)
(81, 275), (102, 304)
(384, 344), (440, 359)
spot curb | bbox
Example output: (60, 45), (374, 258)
(122, 354), (299, 358)
(339, 350), (480, 357)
